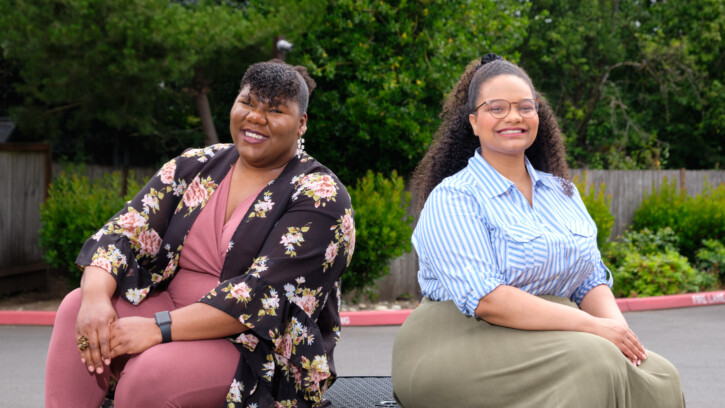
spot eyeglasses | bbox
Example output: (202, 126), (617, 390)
(472, 99), (539, 119)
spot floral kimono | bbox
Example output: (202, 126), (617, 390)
(76, 144), (355, 407)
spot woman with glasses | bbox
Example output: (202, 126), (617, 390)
(391, 54), (684, 407)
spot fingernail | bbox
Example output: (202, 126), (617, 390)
(105, 359), (111, 365)
(96, 367), (103, 374)
(88, 365), (94, 372)
(81, 358), (86, 364)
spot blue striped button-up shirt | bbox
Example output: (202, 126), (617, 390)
(414, 150), (612, 316)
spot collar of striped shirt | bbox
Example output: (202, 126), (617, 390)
(467, 148), (560, 198)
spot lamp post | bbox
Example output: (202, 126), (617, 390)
(274, 35), (294, 61)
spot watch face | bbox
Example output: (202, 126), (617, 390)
(155, 311), (171, 325)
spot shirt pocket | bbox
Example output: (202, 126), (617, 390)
(565, 221), (597, 265)
(497, 223), (546, 273)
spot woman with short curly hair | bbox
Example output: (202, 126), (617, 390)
(392, 54), (684, 407)
(46, 60), (355, 407)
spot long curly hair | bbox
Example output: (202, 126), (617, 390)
(412, 57), (573, 210)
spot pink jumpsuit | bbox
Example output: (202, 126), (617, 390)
(45, 166), (262, 407)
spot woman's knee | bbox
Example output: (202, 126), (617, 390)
(114, 341), (238, 407)
(113, 352), (168, 407)
(51, 288), (83, 335)
(574, 334), (629, 380)
(56, 288), (83, 319)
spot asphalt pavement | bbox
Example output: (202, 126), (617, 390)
(2, 304), (724, 407)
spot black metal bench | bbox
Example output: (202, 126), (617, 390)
(102, 376), (399, 407)
(324, 376), (398, 407)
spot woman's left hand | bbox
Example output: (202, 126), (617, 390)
(109, 317), (162, 358)
(592, 317), (647, 366)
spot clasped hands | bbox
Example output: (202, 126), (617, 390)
(594, 316), (648, 367)
(75, 298), (163, 375)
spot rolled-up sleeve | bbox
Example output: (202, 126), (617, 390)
(415, 184), (504, 316)
(571, 260), (613, 305)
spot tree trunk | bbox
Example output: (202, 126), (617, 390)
(192, 69), (219, 146)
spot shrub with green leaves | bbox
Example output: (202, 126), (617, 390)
(345, 170), (413, 299)
(611, 249), (714, 298)
(39, 165), (140, 284)
(696, 239), (725, 285)
(602, 227), (677, 272)
(632, 177), (725, 259)
(603, 227), (717, 297)
(573, 175), (614, 248)
(632, 177), (685, 233)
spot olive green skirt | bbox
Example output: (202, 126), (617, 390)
(392, 297), (685, 408)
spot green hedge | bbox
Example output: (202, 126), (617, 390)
(603, 228), (719, 297)
(696, 239), (725, 285)
(39, 165), (140, 284)
(632, 177), (725, 259)
(573, 174), (614, 248)
(344, 170), (413, 299)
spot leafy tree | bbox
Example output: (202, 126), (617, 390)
(0, 55), (21, 118)
(521, 1), (656, 169)
(520, 0), (723, 170)
(0, 0), (321, 163)
(640, 0), (725, 169)
(292, 0), (530, 184)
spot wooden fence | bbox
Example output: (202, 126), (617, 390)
(2, 147), (723, 299)
(0, 144), (155, 294)
(570, 169), (725, 239)
(0, 144), (51, 293)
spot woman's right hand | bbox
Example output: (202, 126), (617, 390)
(76, 266), (118, 374)
(592, 317), (647, 366)
(76, 295), (116, 374)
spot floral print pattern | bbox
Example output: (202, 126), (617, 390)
(246, 256), (269, 278)
(181, 144), (229, 162)
(75, 143), (354, 407)
(227, 379), (243, 404)
(125, 287), (150, 305)
(291, 174), (338, 208)
(223, 281), (253, 304)
(158, 160), (176, 184)
(324, 208), (356, 271)
(248, 191), (275, 219)
(179, 175), (218, 216)
(284, 278), (322, 318)
(280, 224), (310, 257)
(90, 245), (127, 276)
(232, 332), (260, 352)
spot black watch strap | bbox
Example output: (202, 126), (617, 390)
(154, 311), (172, 343)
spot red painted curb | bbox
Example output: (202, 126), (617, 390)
(341, 310), (412, 326)
(2, 290), (725, 327)
(615, 290), (725, 312)
(0, 311), (56, 326)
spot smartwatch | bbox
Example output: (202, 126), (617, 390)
(154, 311), (172, 343)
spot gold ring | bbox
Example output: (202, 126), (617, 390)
(77, 335), (89, 351)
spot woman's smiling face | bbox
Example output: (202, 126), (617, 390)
(229, 84), (307, 170)
(468, 75), (539, 163)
